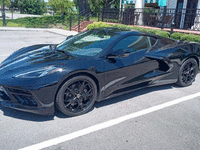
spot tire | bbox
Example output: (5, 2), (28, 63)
(176, 58), (198, 87)
(56, 75), (97, 116)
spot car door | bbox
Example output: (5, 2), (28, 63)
(103, 35), (160, 98)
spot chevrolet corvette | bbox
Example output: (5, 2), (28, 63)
(0, 28), (199, 116)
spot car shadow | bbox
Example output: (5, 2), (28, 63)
(0, 84), (178, 121)
(94, 84), (176, 109)
(0, 104), (55, 121)
(56, 83), (177, 119)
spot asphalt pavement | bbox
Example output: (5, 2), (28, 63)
(0, 29), (200, 150)
(0, 27), (77, 62)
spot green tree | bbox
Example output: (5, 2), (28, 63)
(0, 0), (11, 7)
(95, 0), (120, 8)
(18, 0), (47, 15)
(9, 0), (19, 9)
(73, 0), (120, 12)
(48, 0), (74, 15)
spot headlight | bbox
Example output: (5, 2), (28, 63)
(14, 66), (63, 78)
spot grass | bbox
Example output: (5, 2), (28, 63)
(0, 15), (78, 29)
(0, 14), (100, 29)
(90, 16), (99, 22)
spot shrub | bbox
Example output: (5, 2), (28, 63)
(112, 24), (131, 30)
(86, 22), (200, 43)
(87, 21), (111, 30)
(156, 31), (170, 38)
(180, 34), (200, 43)
(132, 26), (147, 32)
(145, 29), (159, 34)
(170, 32), (184, 40)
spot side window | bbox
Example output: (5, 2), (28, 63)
(149, 37), (157, 46)
(113, 36), (138, 52)
(113, 36), (151, 53)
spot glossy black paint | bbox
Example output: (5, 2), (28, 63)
(0, 28), (200, 115)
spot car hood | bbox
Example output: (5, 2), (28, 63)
(0, 45), (72, 77)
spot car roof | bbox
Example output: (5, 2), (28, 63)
(90, 27), (159, 38)
(90, 27), (138, 34)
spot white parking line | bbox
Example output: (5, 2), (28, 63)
(19, 92), (200, 150)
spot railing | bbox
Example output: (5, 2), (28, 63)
(3, 7), (200, 32)
(69, 9), (99, 32)
(0, 7), (95, 32)
(100, 7), (200, 31)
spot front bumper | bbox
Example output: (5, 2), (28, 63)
(0, 85), (55, 115)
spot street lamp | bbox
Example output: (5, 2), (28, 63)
(2, 0), (6, 26)
(11, 0), (15, 19)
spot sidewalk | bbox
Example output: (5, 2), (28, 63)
(105, 22), (200, 35)
(140, 26), (200, 35)
(0, 27), (78, 36)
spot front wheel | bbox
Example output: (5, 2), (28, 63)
(56, 75), (97, 116)
(176, 58), (198, 87)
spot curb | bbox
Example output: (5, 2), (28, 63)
(0, 27), (78, 36)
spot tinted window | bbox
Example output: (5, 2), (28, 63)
(113, 36), (151, 53)
(149, 37), (157, 46)
(160, 38), (175, 45)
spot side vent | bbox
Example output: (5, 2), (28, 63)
(157, 60), (169, 72)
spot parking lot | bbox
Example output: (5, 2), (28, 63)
(0, 30), (200, 150)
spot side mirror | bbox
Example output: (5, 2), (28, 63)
(50, 44), (57, 51)
(107, 49), (130, 59)
(66, 35), (73, 40)
(177, 40), (184, 44)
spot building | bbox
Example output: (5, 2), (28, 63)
(122, 0), (162, 7)
(122, 0), (200, 30)
(167, 0), (200, 30)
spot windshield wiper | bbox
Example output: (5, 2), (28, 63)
(49, 45), (68, 55)
(50, 45), (75, 57)
(49, 44), (57, 52)
(56, 49), (75, 57)
(49, 45), (69, 55)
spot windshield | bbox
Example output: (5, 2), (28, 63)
(57, 29), (120, 57)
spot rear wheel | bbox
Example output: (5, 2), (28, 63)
(56, 75), (97, 116)
(177, 58), (198, 87)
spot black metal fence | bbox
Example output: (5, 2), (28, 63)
(0, 8), (21, 19)
(2, 6), (200, 32)
(68, 9), (98, 32)
(101, 7), (200, 31)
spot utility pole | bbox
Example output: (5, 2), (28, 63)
(2, 0), (6, 26)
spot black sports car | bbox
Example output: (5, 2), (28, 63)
(0, 28), (200, 116)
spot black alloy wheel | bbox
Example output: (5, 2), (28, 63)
(177, 58), (198, 87)
(56, 75), (97, 116)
